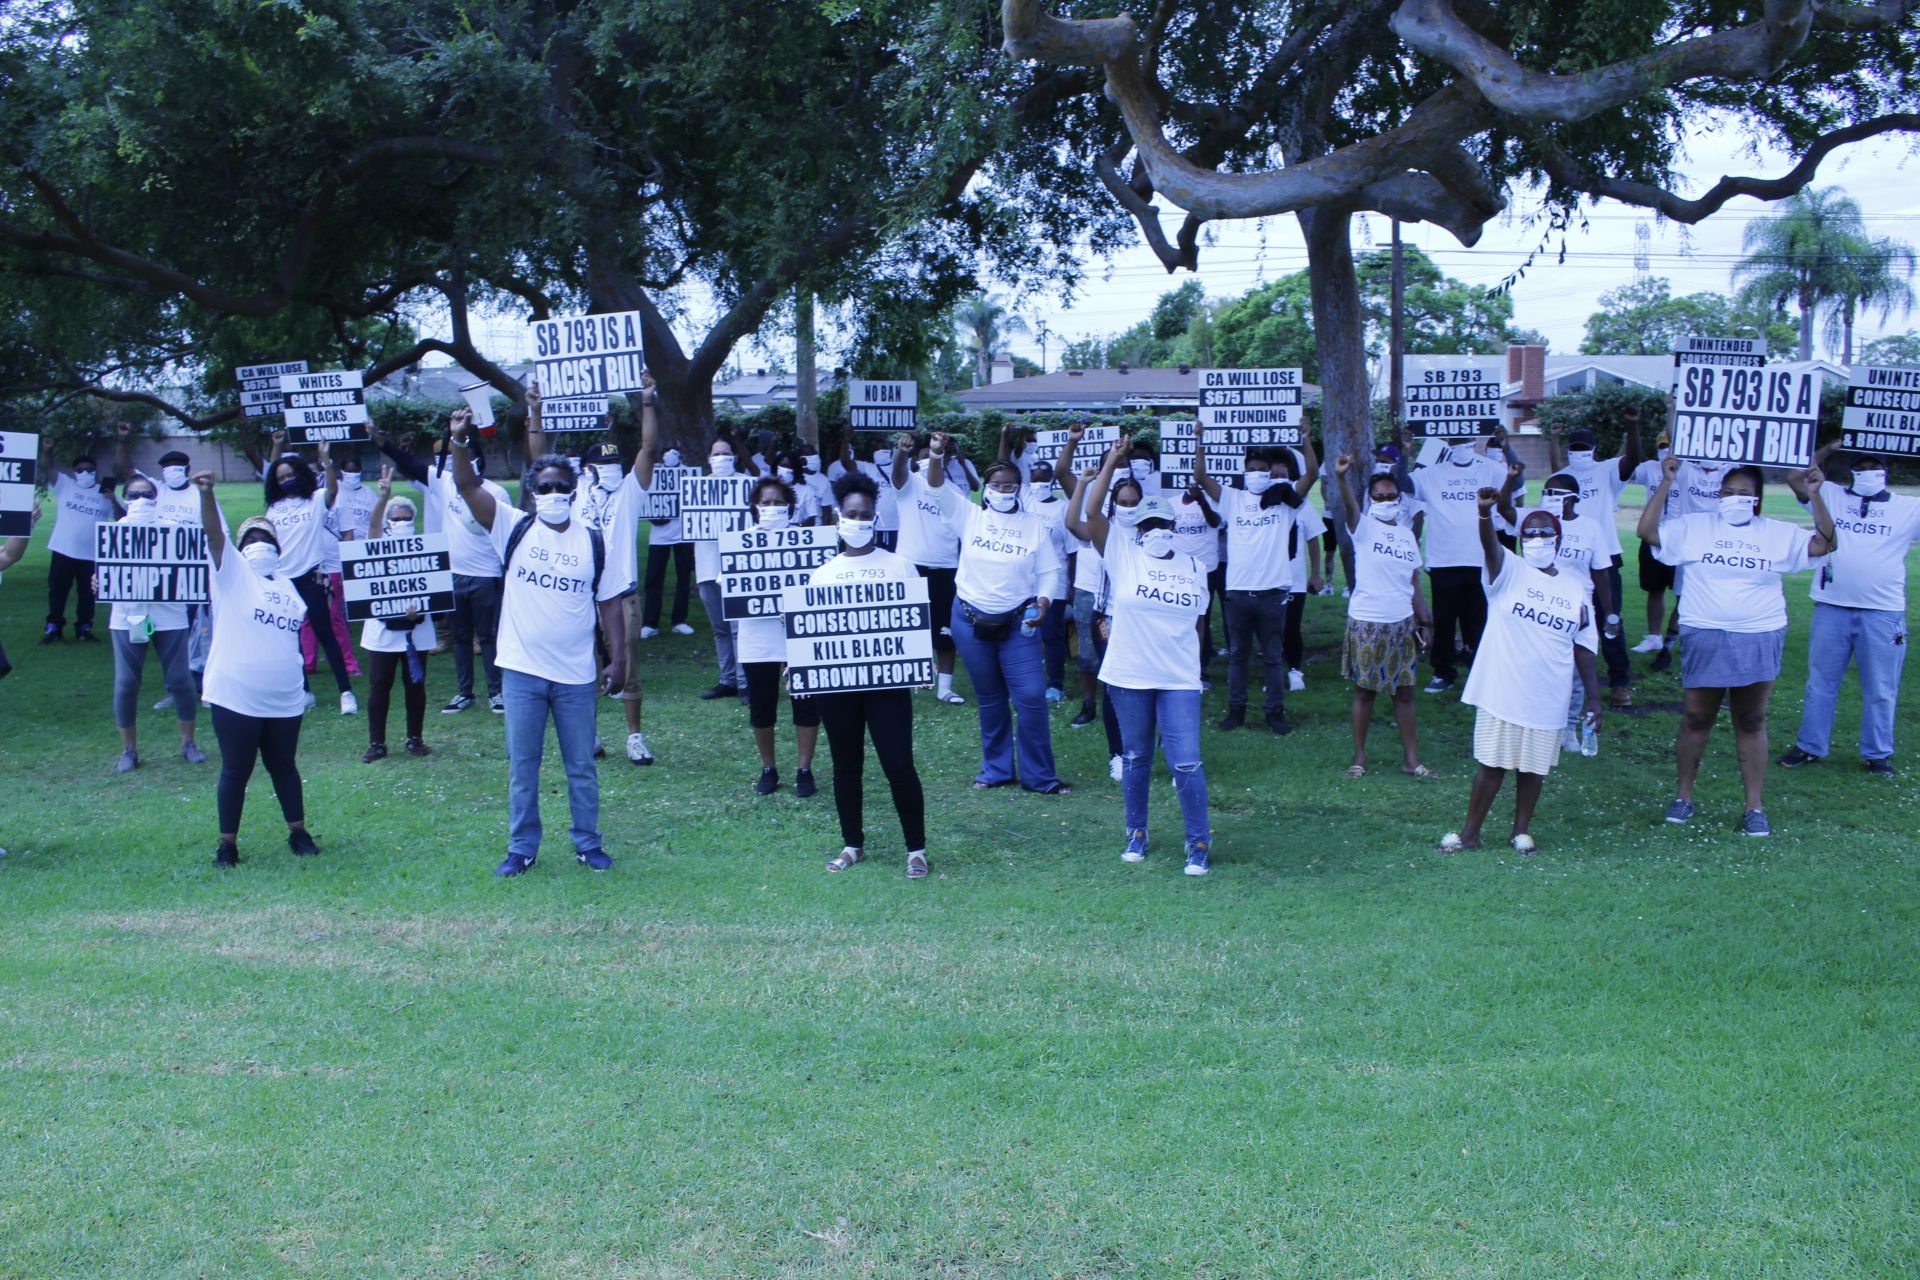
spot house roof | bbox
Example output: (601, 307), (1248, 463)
(367, 362), (531, 402)
(954, 366), (1322, 413)
(713, 370), (838, 408)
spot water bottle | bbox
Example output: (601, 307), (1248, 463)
(1579, 715), (1599, 757)
(1019, 602), (1041, 637)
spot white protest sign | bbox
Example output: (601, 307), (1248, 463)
(0, 431), (39, 537)
(849, 379), (919, 432)
(677, 473), (753, 541)
(1671, 364), (1820, 468)
(279, 369), (369, 443)
(236, 359), (308, 418)
(1198, 368), (1304, 446)
(637, 464), (696, 520)
(1841, 365), (1920, 456)
(1157, 419), (1255, 490)
(782, 576), (935, 693)
(1672, 335), (1766, 369)
(340, 532), (455, 621)
(529, 310), (647, 396)
(718, 525), (840, 619)
(1404, 365), (1502, 437)
(94, 524), (210, 603)
(1026, 424), (1118, 471)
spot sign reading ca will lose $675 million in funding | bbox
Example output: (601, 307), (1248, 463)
(1841, 365), (1920, 457)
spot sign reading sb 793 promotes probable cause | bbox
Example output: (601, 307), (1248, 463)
(717, 525), (840, 619)
(279, 369), (369, 444)
(530, 310), (647, 397)
(1404, 366), (1502, 437)
(1672, 363), (1820, 468)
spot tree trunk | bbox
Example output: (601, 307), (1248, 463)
(1798, 284), (1815, 361)
(1843, 298), (1855, 366)
(1301, 206), (1373, 467)
(795, 288), (818, 448)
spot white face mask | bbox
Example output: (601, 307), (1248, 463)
(240, 541), (280, 577)
(1656, 448), (1671, 462)
(124, 496), (157, 522)
(872, 449), (894, 468)
(1129, 460), (1153, 482)
(535, 492), (571, 525)
(340, 471), (364, 491)
(1449, 447), (1475, 466)
(1520, 539), (1559, 568)
(594, 465), (622, 492)
(838, 517), (875, 549)
(1542, 490), (1577, 515)
(660, 449), (682, 468)
(1139, 528), (1175, 557)
(915, 460), (933, 478)
(74, 470), (99, 490)
(1568, 449), (1595, 466)
(1112, 502), (1143, 527)
(1027, 482), (1054, 504)
(984, 488), (1019, 513)
(776, 466), (796, 484)
(1369, 498), (1401, 523)
(1852, 469), (1887, 496)
(386, 519), (415, 537)
(1719, 494), (1757, 524)
(1243, 472), (1273, 495)
(1372, 461), (1394, 476)
(161, 465), (189, 489)
(803, 455), (821, 473)
(708, 453), (736, 477)
(756, 504), (791, 529)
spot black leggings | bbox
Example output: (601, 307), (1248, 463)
(365, 650), (426, 743)
(47, 551), (97, 629)
(744, 661), (820, 730)
(816, 690), (925, 850)
(292, 572), (354, 694)
(210, 704), (305, 834)
(1282, 590), (1306, 670)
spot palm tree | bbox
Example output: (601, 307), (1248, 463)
(954, 294), (1029, 386)
(1825, 236), (1916, 365)
(1731, 187), (1876, 361)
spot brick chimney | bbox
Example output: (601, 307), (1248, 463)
(1506, 343), (1546, 404)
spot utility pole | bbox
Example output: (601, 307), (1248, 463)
(794, 287), (817, 448)
(1388, 219), (1405, 446)
(1035, 320), (1051, 374)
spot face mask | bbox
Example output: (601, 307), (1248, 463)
(838, 518), (875, 549)
(1449, 447), (1475, 466)
(757, 504), (791, 529)
(803, 455), (821, 473)
(1027, 483), (1054, 504)
(1852, 469), (1887, 496)
(535, 492), (571, 525)
(1372, 462), (1393, 476)
(340, 471), (364, 491)
(1369, 498), (1401, 523)
(386, 519), (415, 538)
(1139, 528), (1175, 557)
(161, 465), (189, 489)
(74, 470), (99, 489)
(240, 542), (280, 577)
(1543, 490), (1577, 513)
(1113, 502), (1143, 527)
(984, 489), (1019, 513)
(1568, 449), (1595, 466)
(125, 497), (157, 522)
(1520, 539), (1558, 568)
(915, 460), (933, 478)
(873, 449), (893, 468)
(708, 454), (736, 477)
(776, 466), (796, 484)
(1243, 472), (1273, 495)
(1719, 494), (1756, 525)
(1656, 448), (1671, 462)
(1129, 460), (1153, 482)
(594, 466), (622, 492)
(661, 449), (682, 468)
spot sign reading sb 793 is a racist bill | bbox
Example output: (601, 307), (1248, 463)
(529, 310), (647, 397)
(1671, 363), (1820, 469)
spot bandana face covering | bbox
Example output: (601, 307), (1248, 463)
(240, 542), (281, 577)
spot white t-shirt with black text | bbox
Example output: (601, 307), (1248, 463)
(937, 488), (1066, 614)
(1099, 535), (1207, 692)
(1462, 551), (1598, 732)
(1558, 455), (1628, 559)
(1808, 481), (1920, 612)
(895, 473), (961, 569)
(1347, 515), (1422, 625)
(201, 547), (309, 718)
(1411, 455), (1509, 569)
(264, 493), (332, 578)
(491, 509), (625, 685)
(48, 472), (118, 561)
(1653, 513), (1814, 633)
(1217, 486), (1300, 592)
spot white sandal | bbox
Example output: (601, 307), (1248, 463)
(1510, 834), (1538, 855)
(826, 847), (863, 873)
(1437, 832), (1465, 855)
(936, 692), (966, 705)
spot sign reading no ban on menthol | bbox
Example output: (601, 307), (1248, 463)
(1841, 365), (1920, 457)
(1671, 364), (1821, 468)
(782, 577), (935, 693)
(340, 533), (455, 621)
(279, 369), (370, 444)
(1198, 367), (1305, 447)
(849, 380), (918, 432)
(237, 359), (308, 420)
(0, 430), (39, 538)
(717, 525), (840, 619)
(530, 310), (647, 397)
(94, 524), (210, 603)
(677, 474), (754, 542)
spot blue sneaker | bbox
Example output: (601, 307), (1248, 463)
(1741, 808), (1771, 838)
(1663, 797), (1694, 825)
(1184, 840), (1210, 876)
(495, 852), (537, 877)
(1045, 686), (1064, 704)
(1121, 829), (1148, 863)
(576, 848), (613, 871)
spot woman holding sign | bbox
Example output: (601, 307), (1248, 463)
(737, 476), (821, 797)
(264, 430), (357, 716)
(103, 475), (206, 772)
(1069, 438), (1213, 874)
(1640, 457), (1836, 837)
(356, 470), (435, 762)
(192, 472), (320, 867)
(810, 473), (930, 877)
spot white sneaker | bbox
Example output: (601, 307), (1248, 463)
(1287, 668), (1306, 692)
(671, 622), (696, 636)
(626, 732), (655, 765)
(152, 693), (176, 711)
(1108, 754), (1123, 782)
(1631, 634), (1665, 653)
(340, 690), (358, 716)
(303, 690), (317, 711)
(639, 626), (660, 639)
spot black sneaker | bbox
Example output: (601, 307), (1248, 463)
(40, 623), (62, 645)
(287, 829), (320, 856)
(794, 768), (817, 798)
(76, 624), (97, 642)
(1649, 648), (1673, 674)
(1069, 702), (1096, 728)
(495, 852), (536, 877)
(1218, 706), (1245, 732)
(363, 742), (389, 763)
(1866, 757), (1896, 777)
(1265, 709), (1292, 736)
(755, 766), (780, 795)
(1777, 746), (1820, 768)
(1422, 676), (1453, 694)
(700, 683), (740, 701)
(404, 737), (432, 757)
(213, 841), (239, 868)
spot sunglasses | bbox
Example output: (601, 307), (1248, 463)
(533, 480), (576, 496)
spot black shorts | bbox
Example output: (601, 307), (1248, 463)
(918, 564), (957, 653)
(1638, 540), (1675, 594)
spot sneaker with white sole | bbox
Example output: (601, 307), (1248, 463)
(1184, 840), (1211, 876)
(1422, 676), (1453, 694)
(1741, 808), (1772, 837)
(152, 692), (176, 711)
(441, 694), (474, 713)
(340, 690), (358, 716)
(1287, 668), (1306, 692)
(1663, 797), (1694, 825)
(1631, 634), (1666, 654)
(303, 690), (317, 710)
(639, 625), (660, 639)
(1121, 829), (1148, 863)
(671, 622), (696, 636)
(1109, 754), (1123, 782)
(488, 693), (505, 714)
(626, 732), (655, 765)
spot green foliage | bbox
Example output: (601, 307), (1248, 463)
(1857, 331), (1920, 366)
(1580, 277), (1794, 356)
(1732, 187), (1917, 361)
(1534, 380), (1670, 455)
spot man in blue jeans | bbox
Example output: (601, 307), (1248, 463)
(446, 408), (629, 876)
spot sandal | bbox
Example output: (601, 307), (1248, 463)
(826, 847), (863, 873)
(1024, 782), (1073, 797)
(1403, 764), (1437, 779)
(1344, 764), (1367, 779)
(1510, 833), (1538, 855)
(1437, 832), (1465, 855)
(937, 692), (966, 705)
(971, 777), (1017, 790)
(905, 851), (929, 879)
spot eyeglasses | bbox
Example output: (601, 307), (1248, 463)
(533, 480), (575, 496)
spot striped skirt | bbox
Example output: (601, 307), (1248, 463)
(1472, 708), (1563, 776)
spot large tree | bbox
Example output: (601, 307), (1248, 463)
(999, 0), (1920, 461)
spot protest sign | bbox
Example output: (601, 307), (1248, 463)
(783, 577), (935, 693)
(0, 431), (37, 538)
(1404, 366), (1501, 437)
(1671, 363), (1820, 468)
(539, 395), (611, 434)
(340, 532), (454, 621)
(530, 310), (647, 396)
(279, 369), (369, 443)
(718, 525), (840, 619)
(1026, 424), (1118, 471)
(1156, 419), (1262, 489)
(637, 464), (696, 520)
(94, 523), (209, 603)
(1671, 335), (1766, 370)
(237, 359), (308, 419)
(1198, 368), (1304, 447)
(678, 473), (753, 541)
(849, 379), (918, 432)
(1840, 365), (1920, 456)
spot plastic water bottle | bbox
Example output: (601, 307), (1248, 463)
(1019, 602), (1041, 637)
(1579, 716), (1599, 757)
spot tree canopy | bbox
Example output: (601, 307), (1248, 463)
(1580, 277), (1797, 357)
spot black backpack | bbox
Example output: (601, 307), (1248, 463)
(500, 514), (606, 601)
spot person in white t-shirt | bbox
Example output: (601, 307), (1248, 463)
(191, 474), (319, 867)
(1196, 438), (1307, 734)
(262, 430), (357, 715)
(1436, 489), (1602, 856)
(638, 446), (697, 639)
(1018, 459), (1073, 702)
(101, 475), (206, 773)
(1277, 444), (1325, 692)
(1171, 483), (1223, 686)
(1635, 447), (1728, 669)
(1548, 409), (1645, 705)
(831, 434), (902, 549)
(39, 443), (120, 643)
(1334, 456), (1433, 779)
(810, 473), (932, 878)
(356, 475), (437, 764)
(1780, 449), (1920, 775)
(1409, 437), (1510, 694)
(1500, 468), (1620, 744)
(1641, 457), (1836, 837)
(448, 409), (629, 877)
(735, 475), (823, 798)
(694, 432), (753, 702)
(1071, 441), (1213, 874)
(891, 432), (967, 705)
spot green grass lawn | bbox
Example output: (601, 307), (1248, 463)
(1, 483), (1916, 1278)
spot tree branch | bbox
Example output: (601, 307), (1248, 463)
(1813, 0), (1920, 29)
(1095, 143), (1199, 271)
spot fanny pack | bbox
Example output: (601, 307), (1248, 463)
(962, 599), (1028, 642)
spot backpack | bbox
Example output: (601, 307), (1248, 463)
(500, 513), (606, 611)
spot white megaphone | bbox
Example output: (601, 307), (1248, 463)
(459, 381), (497, 436)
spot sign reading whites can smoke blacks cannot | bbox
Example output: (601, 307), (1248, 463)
(279, 369), (369, 443)
(1025, 424), (1119, 471)
(1405, 366), (1502, 437)
(237, 359), (308, 419)
(1672, 335), (1766, 370)
(530, 310), (647, 397)
(718, 525), (840, 619)
(849, 380), (918, 432)
(539, 395), (611, 434)
(1198, 368), (1305, 447)
(636, 465), (696, 520)
(1672, 363), (1820, 468)
(782, 576), (935, 693)
(1841, 365), (1920, 456)
(94, 524), (210, 603)
(677, 474), (754, 542)
(340, 532), (454, 621)
(0, 431), (37, 538)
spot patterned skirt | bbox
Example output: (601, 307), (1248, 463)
(1472, 708), (1563, 776)
(1342, 616), (1419, 693)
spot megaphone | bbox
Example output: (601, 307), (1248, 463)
(459, 381), (497, 437)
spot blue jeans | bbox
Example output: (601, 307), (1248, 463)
(951, 602), (1062, 790)
(503, 668), (602, 858)
(1107, 686), (1209, 846)
(1795, 602), (1909, 762)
